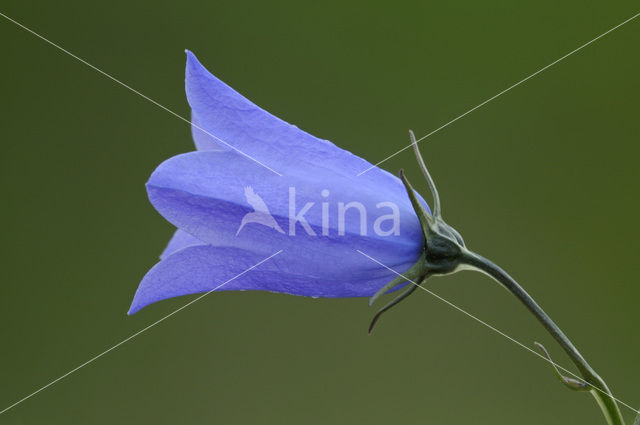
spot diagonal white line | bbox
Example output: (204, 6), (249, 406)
(0, 11), (282, 177)
(357, 11), (640, 176)
(0, 250), (283, 416)
(356, 249), (640, 415)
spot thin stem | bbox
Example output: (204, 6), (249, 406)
(462, 250), (625, 425)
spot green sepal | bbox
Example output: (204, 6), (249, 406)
(368, 274), (431, 334)
(398, 169), (433, 238)
(368, 250), (426, 307)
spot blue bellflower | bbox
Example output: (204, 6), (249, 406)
(128, 51), (429, 315)
(127, 54), (629, 425)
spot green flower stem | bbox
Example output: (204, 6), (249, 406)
(461, 250), (625, 425)
(393, 130), (627, 424)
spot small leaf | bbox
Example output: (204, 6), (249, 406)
(534, 342), (590, 392)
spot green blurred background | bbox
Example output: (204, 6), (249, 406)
(1, 1), (638, 424)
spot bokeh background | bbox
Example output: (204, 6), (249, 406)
(1, 1), (638, 424)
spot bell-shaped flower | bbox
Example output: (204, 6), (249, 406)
(128, 51), (428, 314)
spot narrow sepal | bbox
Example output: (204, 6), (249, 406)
(368, 274), (431, 334)
(409, 130), (441, 217)
(399, 169), (433, 234)
(368, 251), (426, 306)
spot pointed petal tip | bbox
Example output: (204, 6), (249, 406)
(185, 50), (200, 67)
(185, 50), (209, 83)
(127, 291), (152, 315)
(127, 303), (140, 315)
(185, 49), (207, 73)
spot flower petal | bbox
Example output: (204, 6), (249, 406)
(129, 245), (409, 314)
(158, 112), (220, 259)
(160, 229), (206, 260)
(185, 50), (412, 195)
(190, 111), (226, 151)
(147, 150), (423, 265)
